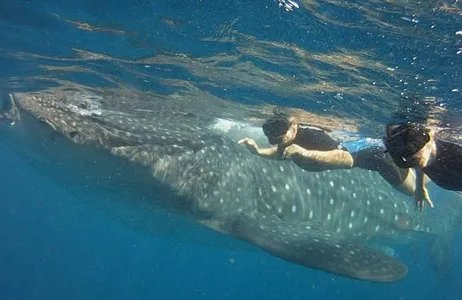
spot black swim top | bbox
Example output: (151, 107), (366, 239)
(292, 125), (342, 151)
(292, 125), (408, 187)
(422, 139), (462, 191)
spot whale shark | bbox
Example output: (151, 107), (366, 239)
(0, 87), (460, 283)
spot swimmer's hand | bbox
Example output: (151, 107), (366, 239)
(282, 144), (305, 161)
(414, 169), (434, 212)
(239, 138), (280, 159)
(415, 185), (434, 212)
(282, 144), (325, 171)
(238, 138), (259, 154)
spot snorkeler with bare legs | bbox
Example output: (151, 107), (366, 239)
(239, 111), (432, 209)
(384, 122), (462, 208)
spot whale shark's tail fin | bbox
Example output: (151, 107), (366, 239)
(228, 213), (408, 283)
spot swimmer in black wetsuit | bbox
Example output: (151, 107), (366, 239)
(384, 122), (462, 203)
(239, 112), (431, 205)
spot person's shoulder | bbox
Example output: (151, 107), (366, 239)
(298, 124), (327, 133)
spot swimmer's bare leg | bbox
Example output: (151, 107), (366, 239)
(415, 169), (433, 211)
(282, 144), (354, 171)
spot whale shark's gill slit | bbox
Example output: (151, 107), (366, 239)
(230, 214), (408, 283)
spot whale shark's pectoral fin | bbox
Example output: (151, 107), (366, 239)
(229, 214), (408, 283)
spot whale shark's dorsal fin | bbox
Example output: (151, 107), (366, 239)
(229, 213), (408, 282)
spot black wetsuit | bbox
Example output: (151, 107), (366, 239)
(293, 125), (408, 186)
(421, 139), (462, 191)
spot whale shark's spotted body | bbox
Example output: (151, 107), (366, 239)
(1, 87), (460, 283)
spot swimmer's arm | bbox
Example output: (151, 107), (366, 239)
(283, 144), (354, 171)
(395, 168), (429, 195)
(415, 169), (434, 211)
(238, 138), (281, 159)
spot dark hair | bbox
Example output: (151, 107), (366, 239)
(383, 123), (430, 167)
(262, 111), (292, 144)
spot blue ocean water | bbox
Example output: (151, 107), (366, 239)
(1, 0), (462, 299)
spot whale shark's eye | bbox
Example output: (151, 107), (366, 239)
(69, 131), (79, 138)
(78, 102), (88, 109)
(184, 112), (197, 118)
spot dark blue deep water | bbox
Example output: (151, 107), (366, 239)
(1, 0), (462, 299)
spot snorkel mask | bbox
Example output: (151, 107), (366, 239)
(383, 123), (430, 168)
(262, 112), (292, 145)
